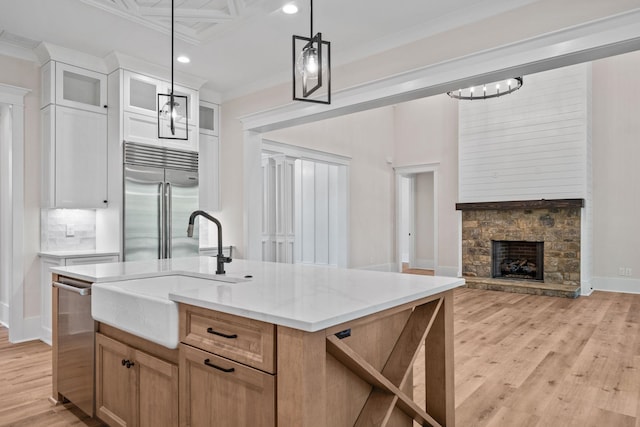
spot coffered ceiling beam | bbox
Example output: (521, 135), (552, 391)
(138, 7), (234, 22)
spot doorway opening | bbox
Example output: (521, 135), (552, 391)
(395, 164), (438, 275)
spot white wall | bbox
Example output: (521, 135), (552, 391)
(393, 96), (459, 276)
(0, 54), (41, 326)
(265, 108), (396, 269)
(592, 50), (640, 293)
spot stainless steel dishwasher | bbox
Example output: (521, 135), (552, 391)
(53, 277), (96, 417)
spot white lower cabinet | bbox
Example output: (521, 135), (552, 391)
(41, 105), (108, 208)
(40, 253), (119, 344)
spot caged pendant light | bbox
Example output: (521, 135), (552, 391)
(158, 0), (188, 140)
(292, 0), (331, 104)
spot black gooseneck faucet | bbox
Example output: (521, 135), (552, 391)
(187, 210), (232, 275)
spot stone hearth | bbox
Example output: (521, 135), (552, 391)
(456, 199), (584, 298)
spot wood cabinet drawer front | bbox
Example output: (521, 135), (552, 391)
(180, 304), (275, 373)
(180, 344), (275, 427)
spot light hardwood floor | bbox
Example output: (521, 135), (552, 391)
(1, 288), (639, 427)
(402, 263), (435, 276)
(0, 329), (104, 427)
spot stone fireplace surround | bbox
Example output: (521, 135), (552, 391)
(457, 199), (584, 298)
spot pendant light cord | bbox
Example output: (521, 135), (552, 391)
(310, 0), (313, 37)
(170, 0), (175, 134)
(171, 0), (174, 96)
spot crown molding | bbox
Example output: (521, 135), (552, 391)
(103, 51), (207, 90)
(0, 41), (38, 63)
(34, 42), (108, 72)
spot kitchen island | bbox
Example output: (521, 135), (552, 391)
(51, 256), (464, 427)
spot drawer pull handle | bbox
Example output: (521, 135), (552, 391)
(207, 327), (238, 339)
(204, 359), (235, 373)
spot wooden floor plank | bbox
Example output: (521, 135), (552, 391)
(0, 327), (104, 427)
(2, 288), (640, 427)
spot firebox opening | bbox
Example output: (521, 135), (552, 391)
(492, 240), (544, 281)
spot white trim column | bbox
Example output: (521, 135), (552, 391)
(0, 83), (30, 342)
(243, 130), (263, 261)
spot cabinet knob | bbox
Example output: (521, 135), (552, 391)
(103, 200), (108, 204)
(103, 105), (108, 109)
(121, 359), (135, 369)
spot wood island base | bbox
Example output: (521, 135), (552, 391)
(179, 290), (455, 427)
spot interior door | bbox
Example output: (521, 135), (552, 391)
(399, 175), (417, 268)
(124, 164), (165, 261)
(166, 168), (199, 258)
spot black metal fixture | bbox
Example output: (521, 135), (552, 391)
(292, 0), (331, 104)
(187, 210), (232, 275)
(447, 77), (523, 100)
(158, 0), (188, 140)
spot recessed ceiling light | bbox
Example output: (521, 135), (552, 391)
(177, 55), (190, 64)
(282, 3), (298, 14)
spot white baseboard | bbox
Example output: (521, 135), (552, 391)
(580, 279), (594, 296)
(592, 276), (640, 294)
(414, 259), (435, 269)
(41, 326), (52, 346)
(356, 263), (397, 272)
(0, 301), (8, 326)
(9, 315), (42, 343)
(436, 265), (460, 277)
(357, 263), (461, 277)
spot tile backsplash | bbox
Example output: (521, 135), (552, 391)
(41, 209), (96, 251)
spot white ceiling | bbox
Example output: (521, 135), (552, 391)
(0, 0), (547, 99)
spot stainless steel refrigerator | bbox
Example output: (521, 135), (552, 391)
(123, 142), (199, 261)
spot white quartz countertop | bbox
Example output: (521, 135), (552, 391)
(39, 249), (120, 259)
(53, 256), (465, 332)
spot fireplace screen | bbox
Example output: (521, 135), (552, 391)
(492, 240), (544, 281)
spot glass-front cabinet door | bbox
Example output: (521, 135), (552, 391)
(55, 62), (107, 114)
(124, 70), (163, 117)
(199, 100), (219, 136)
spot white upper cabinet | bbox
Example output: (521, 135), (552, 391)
(40, 60), (109, 209)
(55, 106), (108, 207)
(54, 63), (107, 114)
(41, 61), (107, 113)
(199, 100), (219, 136)
(199, 133), (220, 211)
(123, 70), (198, 151)
(42, 105), (108, 208)
(40, 61), (55, 109)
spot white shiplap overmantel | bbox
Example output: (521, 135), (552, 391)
(457, 63), (592, 203)
(240, 8), (640, 262)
